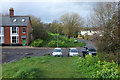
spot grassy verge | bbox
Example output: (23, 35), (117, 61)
(2, 56), (84, 78)
(2, 55), (119, 78)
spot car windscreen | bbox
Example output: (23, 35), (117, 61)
(88, 49), (96, 52)
(70, 49), (78, 52)
(53, 49), (62, 52)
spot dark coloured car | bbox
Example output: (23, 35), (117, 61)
(87, 48), (97, 56)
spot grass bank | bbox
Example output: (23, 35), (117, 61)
(2, 55), (119, 78)
(2, 56), (84, 78)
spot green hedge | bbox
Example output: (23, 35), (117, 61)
(77, 55), (119, 78)
(30, 33), (86, 47)
(30, 39), (43, 47)
(48, 40), (65, 47)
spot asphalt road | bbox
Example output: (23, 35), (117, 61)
(2, 39), (96, 63)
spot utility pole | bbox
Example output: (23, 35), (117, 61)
(54, 20), (59, 48)
(57, 24), (59, 48)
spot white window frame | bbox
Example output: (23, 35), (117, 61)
(10, 27), (19, 44)
(0, 36), (4, 43)
(11, 27), (18, 34)
(11, 36), (19, 44)
(0, 27), (4, 43)
(0, 27), (4, 35)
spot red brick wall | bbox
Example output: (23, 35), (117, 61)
(27, 20), (32, 45)
(3, 20), (32, 45)
(19, 27), (27, 45)
(4, 27), (11, 44)
(19, 20), (32, 45)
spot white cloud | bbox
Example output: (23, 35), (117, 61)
(0, 0), (119, 2)
(2, 2), (114, 23)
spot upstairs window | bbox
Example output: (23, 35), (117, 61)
(12, 27), (16, 33)
(0, 27), (4, 35)
(23, 28), (26, 33)
(12, 27), (18, 34)
(22, 19), (25, 22)
(13, 19), (17, 22)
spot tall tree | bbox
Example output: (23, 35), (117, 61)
(49, 21), (63, 35)
(30, 15), (48, 40)
(91, 2), (119, 52)
(60, 13), (84, 38)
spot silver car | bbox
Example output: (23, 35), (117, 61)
(52, 48), (63, 57)
(68, 48), (79, 56)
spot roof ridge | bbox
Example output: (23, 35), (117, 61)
(0, 16), (30, 17)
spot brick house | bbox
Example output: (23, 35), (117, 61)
(0, 8), (32, 46)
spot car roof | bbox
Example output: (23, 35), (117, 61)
(70, 48), (77, 50)
(54, 48), (61, 49)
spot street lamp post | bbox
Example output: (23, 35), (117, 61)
(57, 24), (59, 48)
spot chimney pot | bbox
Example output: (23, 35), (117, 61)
(9, 8), (14, 18)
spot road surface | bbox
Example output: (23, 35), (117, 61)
(2, 39), (96, 63)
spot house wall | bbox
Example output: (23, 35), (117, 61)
(3, 21), (32, 46)
(4, 27), (11, 44)
(27, 20), (32, 45)
(19, 27), (27, 45)
(4, 26), (28, 45)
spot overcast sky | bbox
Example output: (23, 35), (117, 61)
(0, 2), (98, 23)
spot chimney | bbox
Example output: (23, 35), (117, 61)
(9, 8), (14, 18)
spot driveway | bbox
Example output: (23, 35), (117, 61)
(2, 39), (96, 63)
(79, 39), (97, 49)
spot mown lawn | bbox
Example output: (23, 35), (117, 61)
(2, 56), (84, 78)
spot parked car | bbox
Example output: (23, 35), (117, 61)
(52, 48), (63, 57)
(74, 39), (78, 43)
(86, 48), (97, 56)
(68, 48), (79, 56)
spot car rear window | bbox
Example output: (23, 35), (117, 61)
(88, 49), (96, 52)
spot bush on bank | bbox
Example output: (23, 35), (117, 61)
(76, 55), (119, 78)
(30, 39), (43, 47)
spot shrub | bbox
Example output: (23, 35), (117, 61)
(48, 40), (65, 47)
(48, 40), (56, 47)
(77, 55), (119, 78)
(30, 39), (43, 47)
(69, 38), (74, 42)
